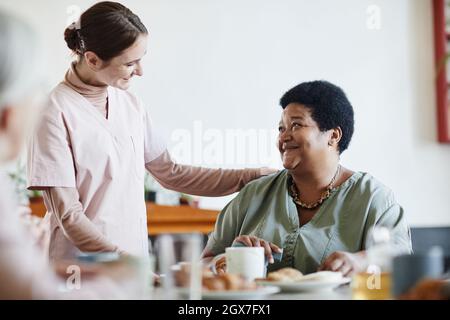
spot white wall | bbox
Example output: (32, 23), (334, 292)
(1, 0), (449, 226)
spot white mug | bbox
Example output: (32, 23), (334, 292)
(225, 247), (265, 280)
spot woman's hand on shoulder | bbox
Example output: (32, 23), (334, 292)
(258, 167), (279, 176)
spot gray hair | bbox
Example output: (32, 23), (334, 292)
(0, 11), (42, 108)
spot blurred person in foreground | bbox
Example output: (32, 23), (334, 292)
(0, 10), (147, 299)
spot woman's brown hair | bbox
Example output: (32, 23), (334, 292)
(64, 1), (147, 61)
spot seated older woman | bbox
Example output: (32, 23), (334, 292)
(202, 80), (412, 276)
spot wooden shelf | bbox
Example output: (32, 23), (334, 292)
(29, 199), (219, 235)
(146, 203), (219, 235)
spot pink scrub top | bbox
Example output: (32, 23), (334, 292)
(27, 83), (166, 259)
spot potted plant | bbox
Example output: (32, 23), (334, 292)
(8, 159), (42, 205)
(178, 193), (200, 208)
(179, 193), (192, 206)
(28, 190), (43, 203)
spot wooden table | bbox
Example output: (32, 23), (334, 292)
(29, 198), (220, 235)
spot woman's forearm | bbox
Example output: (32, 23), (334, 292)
(44, 187), (120, 254)
(145, 150), (265, 196)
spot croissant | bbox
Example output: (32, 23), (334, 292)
(266, 267), (304, 282)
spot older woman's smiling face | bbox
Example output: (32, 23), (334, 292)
(278, 103), (331, 171)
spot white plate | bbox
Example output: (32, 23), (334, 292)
(256, 277), (351, 292)
(177, 286), (280, 300)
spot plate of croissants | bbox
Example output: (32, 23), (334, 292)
(173, 263), (279, 299)
(256, 268), (351, 292)
(176, 273), (279, 299)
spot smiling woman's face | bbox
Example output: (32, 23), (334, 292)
(95, 34), (148, 90)
(278, 103), (331, 171)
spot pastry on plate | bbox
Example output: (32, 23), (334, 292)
(264, 268), (343, 283)
(297, 271), (343, 282)
(265, 267), (304, 282)
(202, 273), (257, 291)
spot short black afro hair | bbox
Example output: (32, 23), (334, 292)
(280, 80), (354, 154)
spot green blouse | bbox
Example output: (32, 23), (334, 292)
(205, 170), (412, 274)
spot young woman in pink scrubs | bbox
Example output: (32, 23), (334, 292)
(27, 1), (273, 261)
(0, 10), (147, 299)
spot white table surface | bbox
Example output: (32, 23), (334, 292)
(150, 284), (352, 300)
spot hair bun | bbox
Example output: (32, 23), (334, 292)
(64, 26), (79, 52)
(61, 2), (148, 61)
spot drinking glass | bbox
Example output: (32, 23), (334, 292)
(154, 233), (203, 300)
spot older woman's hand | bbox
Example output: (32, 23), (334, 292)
(318, 251), (366, 277)
(233, 235), (282, 264)
(213, 255), (227, 274)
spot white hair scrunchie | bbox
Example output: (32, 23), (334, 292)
(68, 19), (81, 31)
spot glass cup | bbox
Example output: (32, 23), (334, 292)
(71, 251), (155, 299)
(392, 247), (444, 298)
(352, 269), (392, 300)
(154, 233), (203, 300)
(352, 226), (395, 300)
